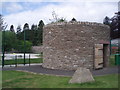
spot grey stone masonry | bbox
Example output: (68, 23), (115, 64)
(69, 67), (95, 83)
(42, 21), (110, 70)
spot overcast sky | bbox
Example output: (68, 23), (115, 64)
(1, 0), (119, 30)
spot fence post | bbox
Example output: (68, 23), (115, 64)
(2, 54), (5, 68)
(29, 54), (30, 66)
(15, 55), (17, 67)
(24, 30), (26, 66)
(2, 30), (5, 68)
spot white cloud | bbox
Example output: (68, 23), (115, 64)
(4, 2), (118, 31)
(1, 0), (120, 2)
(4, 2), (23, 13)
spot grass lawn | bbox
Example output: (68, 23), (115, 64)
(4, 58), (43, 65)
(2, 71), (118, 88)
(110, 55), (116, 66)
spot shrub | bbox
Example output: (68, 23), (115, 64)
(14, 40), (32, 53)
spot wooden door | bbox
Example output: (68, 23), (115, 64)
(94, 44), (103, 69)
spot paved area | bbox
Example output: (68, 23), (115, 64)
(2, 65), (119, 77)
(0, 63), (42, 68)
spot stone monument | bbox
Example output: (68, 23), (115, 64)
(69, 67), (95, 84)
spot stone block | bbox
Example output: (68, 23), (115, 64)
(69, 67), (95, 83)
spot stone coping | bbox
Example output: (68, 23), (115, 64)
(44, 21), (109, 28)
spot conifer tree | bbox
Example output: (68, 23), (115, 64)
(16, 25), (22, 34)
(10, 25), (15, 32)
(37, 20), (44, 45)
(23, 23), (30, 41)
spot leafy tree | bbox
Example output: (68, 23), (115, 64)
(2, 30), (32, 52)
(10, 25), (15, 32)
(3, 31), (17, 51)
(14, 40), (32, 53)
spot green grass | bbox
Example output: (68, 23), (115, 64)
(2, 71), (118, 88)
(35, 53), (43, 57)
(0, 71), (2, 89)
(4, 58), (43, 65)
(110, 55), (116, 66)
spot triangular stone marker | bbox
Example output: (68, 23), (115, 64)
(69, 67), (95, 83)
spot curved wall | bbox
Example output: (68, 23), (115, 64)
(42, 22), (110, 70)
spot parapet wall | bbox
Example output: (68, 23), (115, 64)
(45, 21), (109, 28)
(42, 21), (110, 70)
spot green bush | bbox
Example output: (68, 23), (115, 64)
(14, 40), (32, 53)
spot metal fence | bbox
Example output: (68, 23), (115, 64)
(2, 54), (31, 68)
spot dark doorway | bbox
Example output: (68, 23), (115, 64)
(103, 44), (109, 67)
(94, 44), (109, 69)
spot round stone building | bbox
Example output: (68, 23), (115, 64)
(42, 22), (110, 70)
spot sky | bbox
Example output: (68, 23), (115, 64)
(1, 0), (119, 31)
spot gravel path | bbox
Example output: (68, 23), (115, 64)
(2, 65), (119, 77)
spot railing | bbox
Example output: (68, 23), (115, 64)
(2, 53), (42, 68)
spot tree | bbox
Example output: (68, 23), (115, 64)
(31, 24), (37, 30)
(103, 12), (120, 39)
(16, 25), (22, 34)
(10, 25), (15, 32)
(23, 23), (29, 31)
(57, 17), (66, 22)
(38, 20), (44, 29)
(1, 14), (7, 55)
(0, 14), (3, 53)
(14, 40), (32, 53)
(23, 23), (30, 41)
(103, 16), (110, 25)
(49, 11), (66, 23)
(37, 20), (44, 45)
(3, 31), (17, 51)
(51, 10), (58, 22)
(2, 30), (32, 52)
(0, 14), (3, 31)
(30, 24), (37, 45)
(71, 18), (77, 22)
(0, 14), (7, 31)
(16, 25), (22, 40)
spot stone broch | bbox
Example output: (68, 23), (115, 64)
(42, 21), (110, 70)
(69, 67), (94, 83)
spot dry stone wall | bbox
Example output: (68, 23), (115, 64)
(42, 22), (110, 70)
(32, 46), (43, 53)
